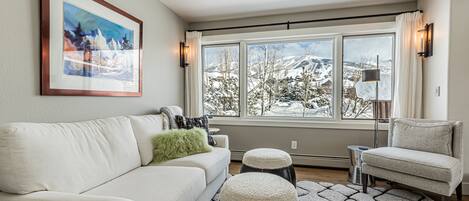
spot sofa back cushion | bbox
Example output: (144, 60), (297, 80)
(0, 116), (141, 194)
(391, 119), (453, 155)
(128, 115), (169, 165)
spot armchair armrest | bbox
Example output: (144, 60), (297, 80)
(0, 191), (133, 201)
(212, 135), (229, 149)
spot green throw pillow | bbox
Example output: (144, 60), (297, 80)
(152, 128), (213, 163)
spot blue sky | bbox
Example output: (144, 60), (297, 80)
(343, 35), (394, 63)
(64, 2), (134, 42)
(203, 35), (393, 65)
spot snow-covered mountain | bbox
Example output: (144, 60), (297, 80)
(203, 53), (392, 117)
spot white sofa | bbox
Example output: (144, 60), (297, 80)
(0, 114), (230, 201)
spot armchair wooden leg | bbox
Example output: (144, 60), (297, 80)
(457, 182), (462, 201)
(362, 173), (368, 194)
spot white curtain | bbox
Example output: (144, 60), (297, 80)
(392, 12), (423, 118)
(184, 31), (203, 117)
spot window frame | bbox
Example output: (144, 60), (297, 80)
(201, 43), (242, 117)
(200, 22), (396, 129)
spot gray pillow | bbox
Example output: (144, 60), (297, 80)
(392, 119), (453, 156)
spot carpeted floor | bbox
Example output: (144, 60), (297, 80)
(213, 180), (434, 201)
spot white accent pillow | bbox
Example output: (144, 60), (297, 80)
(392, 119), (453, 156)
(128, 115), (167, 165)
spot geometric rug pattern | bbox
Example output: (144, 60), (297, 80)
(295, 181), (434, 201)
(212, 180), (435, 201)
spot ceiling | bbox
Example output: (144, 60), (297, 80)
(159, 0), (416, 22)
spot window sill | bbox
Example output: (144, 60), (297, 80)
(210, 117), (388, 130)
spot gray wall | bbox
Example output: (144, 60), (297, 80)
(418, 0), (450, 120)
(216, 125), (387, 168)
(194, 3), (416, 168)
(190, 2), (417, 35)
(0, 0), (187, 124)
(418, 0), (469, 189)
(447, 0), (469, 187)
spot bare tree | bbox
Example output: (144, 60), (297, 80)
(342, 57), (375, 119)
(247, 44), (282, 116)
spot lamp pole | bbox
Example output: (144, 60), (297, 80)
(373, 55), (379, 148)
(361, 55), (381, 148)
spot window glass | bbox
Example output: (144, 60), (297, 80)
(247, 39), (334, 118)
(342, 34), (394, 119)
(202, 44), (240, 116)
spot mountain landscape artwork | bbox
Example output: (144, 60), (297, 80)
(63, 2), (135, 81)
(41, 0), (142, 96)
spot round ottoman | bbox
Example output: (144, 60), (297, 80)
(241, 148), (296, 186)
(220, 172), (297, 201)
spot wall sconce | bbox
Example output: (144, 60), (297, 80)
(417, 23), (433, 57)
(180, 42), (189, 67)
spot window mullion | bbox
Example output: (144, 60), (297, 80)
(239, 41), (248, 118)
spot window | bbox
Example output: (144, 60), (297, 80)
(247, 39), (334, 118)
(342, 34), (394, 119)
(201, 24), (395, 123)
(202, 44), (240, 116)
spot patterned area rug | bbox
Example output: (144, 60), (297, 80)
(213, 180), (435, 201)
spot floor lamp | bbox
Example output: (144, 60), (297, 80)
(361, 55), (381, 148)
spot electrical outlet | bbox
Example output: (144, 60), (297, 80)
(291, 140), (298, 150)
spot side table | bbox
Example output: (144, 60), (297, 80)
(347, 145), (375, 186)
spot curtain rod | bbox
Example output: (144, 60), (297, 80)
(187, 10), (422, 32)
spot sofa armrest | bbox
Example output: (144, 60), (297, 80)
(213, 135), (229, 149)
(0, 191), (133, 201)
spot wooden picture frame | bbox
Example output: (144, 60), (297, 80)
(41, 0), (143, 96)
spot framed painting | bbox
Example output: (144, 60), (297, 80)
(41, 0), (143, 96)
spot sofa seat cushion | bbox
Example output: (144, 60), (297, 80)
(83, 166), (206, 201)
(150, 147), (230, 184)
(362, 147), (462, 182)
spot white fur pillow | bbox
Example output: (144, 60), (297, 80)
(392, 119), (453, 156)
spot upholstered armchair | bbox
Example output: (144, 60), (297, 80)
(361, 118), (463, 200)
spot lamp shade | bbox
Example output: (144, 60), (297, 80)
(361, 69), (380, 82)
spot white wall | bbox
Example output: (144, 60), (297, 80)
(419, 0), (469, 192)
(447, 0), (469, 187)
(0, 0), (187, 123)
(417, 0), (450, 120)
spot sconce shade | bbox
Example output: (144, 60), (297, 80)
(362, 69), (381, 82)
(180, 42), (189, 67)
(418, 23), (434, 57)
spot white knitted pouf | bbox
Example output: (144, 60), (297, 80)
(243, 148), (292, 169)
(220, 173), (297, 201)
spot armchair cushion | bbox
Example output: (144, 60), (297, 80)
(392, 119), (453, 155)
(362, 147), (462, 183)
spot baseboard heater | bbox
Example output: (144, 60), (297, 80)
(230, 150), (350, 169)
